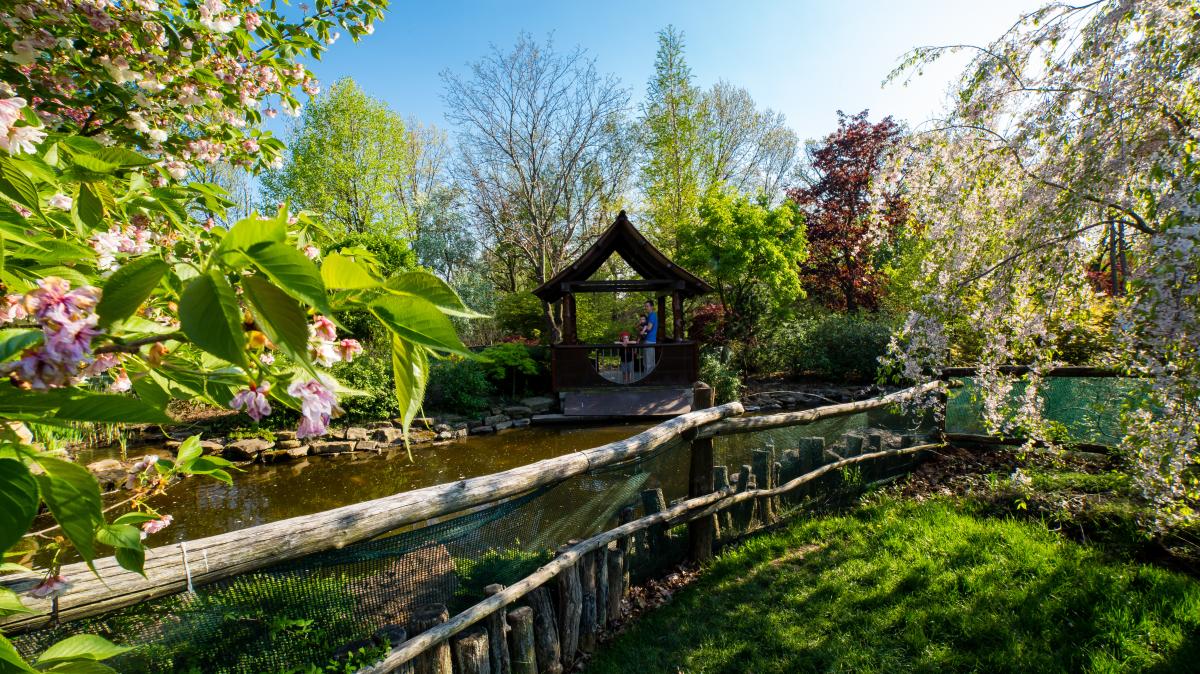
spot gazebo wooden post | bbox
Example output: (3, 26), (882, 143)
(671, 290), (683, 342)
(562, 291), (577, 344)
(657, 295), (667, 340)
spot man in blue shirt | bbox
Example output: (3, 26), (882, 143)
(643, 299), (658, 371)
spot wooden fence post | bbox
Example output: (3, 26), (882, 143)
(593, 547), (608, 634)
(483, 584), (511, 674)
(713, 465), (733, 536)
(578, 546), (598, 653)
(554, 544), (582, 667)
(735, 464), (755, 530)
(525, 587), (561, 674)
(771, 461), (783, 518)
(412, 604), (453, 674)
(506, 607), (537, 674)
(617, 506), (635, 559)
(452, 628), (491, 674)
(688, 382), (717, 563)
(605, 543), (624, 626)
(640, 488), (668, 552)
(752, 449), (773, 523)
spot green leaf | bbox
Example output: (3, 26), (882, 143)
(96, 257), (168, 328)
(73, 182), (104, 229)
(0, 459), (37, 558)
(36, 635), (130, 665)
(95, 523), (141, 550)
(321, 252), (379, 290)
(34, 457), (103, 565)
(384, 271), (487, 318)
(0, 329), (42, 361)
(53, 393), (173, 425)
(0, 563), (31, 574)
(186, 457), (233, 484)
(43, 661), (119, 674)
(245, 242), (334, 316)
(69, 154), (116, 175)
(174, 435), (203, 467)
(179, 270), (247, 367)
(93, 147), (156, 168)
(0, 587), (31, 616)
(113, 546), (145, 577)
(241, 274), (311, 366)
(370, 294), (472, 356)
(129, 372), (170, 411)
(390, 338), (429, 443)
(0, 155), (40, 216)
(214, 213), (286, 258)
(111, 512), (158, 526)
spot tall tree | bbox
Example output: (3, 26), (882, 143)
(262, 78), (413, 235)
(699, 81), (800, 202)
(444, 34), (634, 341)
(677, 187), (807, 356)
(789, 110), (908, 313)
(641, 26), (703, 253)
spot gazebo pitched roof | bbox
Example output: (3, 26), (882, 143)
(531, 211), (713, 302)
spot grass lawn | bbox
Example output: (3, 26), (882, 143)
(587, 497), (1200, 673)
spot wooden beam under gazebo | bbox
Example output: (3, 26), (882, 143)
(532, 211), (712, 417)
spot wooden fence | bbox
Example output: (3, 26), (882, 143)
(1, 379), (949, 671)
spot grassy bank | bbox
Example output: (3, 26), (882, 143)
(588, 497), (1200, 673)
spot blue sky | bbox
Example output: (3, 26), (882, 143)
(282, 1), (1043, 143)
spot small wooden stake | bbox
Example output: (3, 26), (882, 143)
(735, 464), (755, 530)
(772, 461), (783, 520)
(713, 465), (733, 536)
(452, 628), (491, 674)
(525, 587), (561, 674)
(752, 449), (772, 523)
(578, 545), (597, 653)
(412, 604), (453, 674)
(506, 607), (537, 674)
(484, 584), (511, 674)
(606, 545), (624, 625)
(617, 506), (635, 558)
(554, 545), (582, 667)
(641, 488), (668, 552)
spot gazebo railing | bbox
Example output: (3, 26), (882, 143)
(551, 341), (698, 390)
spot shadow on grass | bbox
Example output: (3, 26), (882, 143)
(587, 497), (1200, 674)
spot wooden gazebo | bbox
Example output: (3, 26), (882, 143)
(532, 211), (712, 416)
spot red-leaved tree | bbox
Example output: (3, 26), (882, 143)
(790, 110), (908, 312)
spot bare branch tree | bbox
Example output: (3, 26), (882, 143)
(443, 34), (633, 341)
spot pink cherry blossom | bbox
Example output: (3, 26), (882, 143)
(140, 514), (173, 538)
(0, 97), (25, 137)
(230, 382), (272, 422)
(288, 377), (338, 439)
(1, 124), (46, 155)
(0, 295), (27, 324)
(338, 339), (363, 362)
(303, 244), (319, 260)
(109, 368), (132, 393)
(28, 575), (71, 599)
(310, 315), (337, 342)
(47, 193), (72, 210)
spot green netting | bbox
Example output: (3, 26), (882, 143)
(12, 407), (932, 673)
(946, 376), (1139, 446)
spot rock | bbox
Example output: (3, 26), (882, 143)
(367, 421), (393, 429)
(309, 440), (354, 455)
(520, 396), (555, 413)
(436, 431), (452, 440)
(405, 416), (436, 428)
(260, 449), (296, 464)
(275, 430), (297, 441)
(344, 427), (370, 441)
(277, 439), (303, 449)
(470, 425), (495, 435)
(165, 440), (183, 450)
(467, 420), (484, 430)
(371, 427), (406, 445)
(286, 446), (310, 459)
(494, 420), (513, 431)
(483, 414), (509, 426)
(87, 459), (128, 491)
(224, 438), (273, 461)
(512, 418), (531, 428)
(450, 428), (469, 438)
(503, 405), (533, 418)
(199, 440), (224, 454)
(355, 440), (379, 452)
(433, 423), (452, 434)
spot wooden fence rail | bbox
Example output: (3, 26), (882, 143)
(359, 441), (944, 673)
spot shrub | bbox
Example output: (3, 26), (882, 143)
(494, 292), (546, 341)
(427, 358), (493, 415)
(782, 313), (894, 382)
(479, 343), (542, 398)
(332, 350), (400, 423)
(700, 350), (743, 404)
